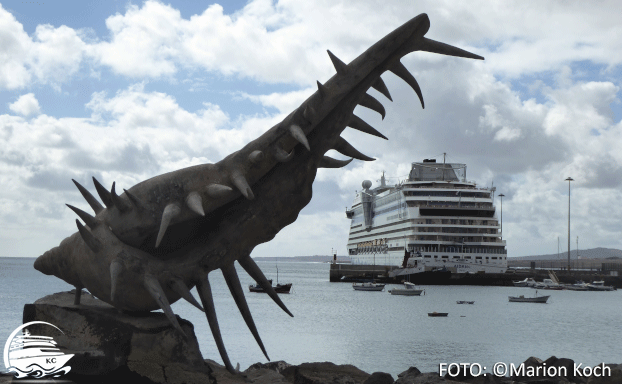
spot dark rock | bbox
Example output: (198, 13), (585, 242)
(512, 356), (544, 382)
(244, 361), (293, 384)
(245, 360), (293, 374)
(586, 363), (622, 384)
(460, 374), (504, 384)
(395, 367), (421, 384)
(292, 362), (370, 384)
(363, 371), (394, 384)
(22, 291), (214, 384)
(244, 368), (290, 384)
(0, 373), (15, 384)
(543, 356), (576, 382)
(401, 371), (457, 383)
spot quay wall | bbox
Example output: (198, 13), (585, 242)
(329, 262), (622, 288)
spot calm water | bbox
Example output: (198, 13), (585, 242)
(1, 257), (621, 377)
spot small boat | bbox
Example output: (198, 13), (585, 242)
(249, 263), (292, 293)
(513, 277), (536, 287)
(456, 300), (474, 304)
(249, 279), (292, 293)
(389, 281), (424, 296)
(586, 281), (616, 291)
(352, 282), (385, 291)
(532, 278), (563, 290)
(564, 281), (589, 291)
(508, 293), (550, 303)
(428, 312), (448, 317)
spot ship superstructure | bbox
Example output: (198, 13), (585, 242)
(345, 158), (507, 274)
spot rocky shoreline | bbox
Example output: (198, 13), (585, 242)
(2, 357), (620, 384)
(4, 292), (619, 384)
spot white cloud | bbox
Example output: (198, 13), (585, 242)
(0, 5), (86, 90)
(9, 93), (41, 117)
(1, 0), (622, 259)
(0, 4), (33, 89)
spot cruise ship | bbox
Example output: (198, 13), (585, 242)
(345, 157), (507, 278)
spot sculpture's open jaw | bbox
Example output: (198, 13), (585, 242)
(34, 13), (483, 374)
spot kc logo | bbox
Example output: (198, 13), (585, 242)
(3, 321), (74, 378)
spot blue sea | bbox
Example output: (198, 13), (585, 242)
(1, 257), (621, 377)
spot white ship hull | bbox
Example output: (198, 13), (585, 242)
(345, 158), (507, 279)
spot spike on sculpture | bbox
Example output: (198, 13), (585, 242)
(34, 13), (483, 373)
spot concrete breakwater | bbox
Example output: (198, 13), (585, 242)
(329, 262), (622, 288)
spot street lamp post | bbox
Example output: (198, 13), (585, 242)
(498, 193), (505, 235)
(565, 177), (574, 271)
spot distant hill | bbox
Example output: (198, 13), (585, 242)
(510, 247), (622, 261)
(252, 255), (352, 263)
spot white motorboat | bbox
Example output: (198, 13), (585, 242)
(352, 282), (385, 291)
(564, 281), (589, 291)
(388, 281), (424, 296)
(509, 290), (550, 303)
(513, 277), (536, 287)
(532, 278), (563, 290)
(586, 281), (616, 291)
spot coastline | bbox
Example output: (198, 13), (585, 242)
(2, 357), (619, 383)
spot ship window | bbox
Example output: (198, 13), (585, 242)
(492, 257), (497, 260)
(442, 256), (448, 259)
(424, 255), (431, 258)
(475, 256), (482, 259)
(465, 256), (472, 259)
(452, 256), (460, 259)
(434, 255), (438, 258)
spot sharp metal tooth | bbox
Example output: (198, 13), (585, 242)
(388, 61), (424, 109)
(319, 156), (353, 169)
(289, 124), (310, 151)
(221, 263), (270, 361)
(237, 256), (293, 317)
(143, 274), (185, 336)
(75, 219), (102, 253)
(123, 189), (144, 210)
(348, 114), (388, 140)
(156, 203), (181, 248)
(230, 171), (254, 200)
(371, 77), (392, 101)
(274, 146), (294, 163)
(72, 179), (104, 214)
(333, 136), (375, 161)
(168, 276), (204, 312)
(110, 258), (123, 302)
(185, 192), (205, 216)
(248, 150), (265, 165)
(206, 184), (234, 199)
(419, 37), (485, 60)
(316, 81), (329, 99)
(327, 50), (348, 74)
(197, 277), (235, 373)
(92, 177), (113, 208)
(358, 93), (386, 119)
(66, 204), (99, 229)
(111, 182), (131, 213)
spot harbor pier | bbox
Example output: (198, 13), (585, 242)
(329, 262), (622, 288)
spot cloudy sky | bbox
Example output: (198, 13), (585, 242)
(1, 0), (621, 259)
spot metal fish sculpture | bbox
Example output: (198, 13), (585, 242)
(34, 13), (483, 372)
